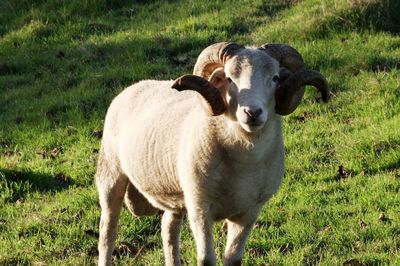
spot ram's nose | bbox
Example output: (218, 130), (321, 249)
(244, 107), (263, 121)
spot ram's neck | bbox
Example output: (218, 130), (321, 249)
(211, 115), (284, 163)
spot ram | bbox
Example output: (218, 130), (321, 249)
(96, 42), (329, 266)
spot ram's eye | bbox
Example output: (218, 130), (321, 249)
(272, 75), (280, 83)
(227, 77), (233, 83)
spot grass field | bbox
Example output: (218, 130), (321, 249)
(1, 0), (399, 265)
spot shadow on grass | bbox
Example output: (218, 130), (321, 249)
(0, 257), (31, 266)
(367, 55), (400, 72)
(254, 0), (297, 18)
(0, 168), (73, 203)
(362, 160), (400, 177)
(2, 0), (278, 129)
(354, 0), (400, 34)
(327, 160), (400, 182)
(307, 0), (400, 39)
(0, 31), (220, 128)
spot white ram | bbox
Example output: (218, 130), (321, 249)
(96, 42), (329, 266)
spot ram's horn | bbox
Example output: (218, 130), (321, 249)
(193, 42), (244, 79)
(172, 74), (226, 116)
(275, 70), (329, 115)
(259, 44), (329, 115)
(171, 43), (243, 116)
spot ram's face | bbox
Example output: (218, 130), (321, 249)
(172, 43), (329, 129)
(224, 50), (280, 133)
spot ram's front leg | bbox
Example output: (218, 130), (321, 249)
(223, 206), (262, 266)
(186, 203), (216, 266)
(162, 211), (183, 266)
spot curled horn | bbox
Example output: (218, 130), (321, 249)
(171, 75), (226, 116)
(193, 42), (244, 79)
(172, 42), (244, 116)
(259, 44), (329, 115)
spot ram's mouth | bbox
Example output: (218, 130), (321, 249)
(240, 120), (265, 133)
(249, 119), (264, 126)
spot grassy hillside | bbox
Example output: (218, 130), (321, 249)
(0, 0), (399, 265)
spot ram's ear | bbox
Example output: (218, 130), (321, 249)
(208, 67), (230, 95)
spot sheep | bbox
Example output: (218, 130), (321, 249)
(96, 42), (329, 266)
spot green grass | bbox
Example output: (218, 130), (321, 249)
(1, 0), (399, 265)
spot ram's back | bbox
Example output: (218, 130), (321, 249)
(102, 80), (202, 210)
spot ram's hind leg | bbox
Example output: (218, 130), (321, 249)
(96, 153), (128, 266)
(124, 182), (159, 216)
(161, 211), (183, 266)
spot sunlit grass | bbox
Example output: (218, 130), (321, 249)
(0, 0), (399, 265)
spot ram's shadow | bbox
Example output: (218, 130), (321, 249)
(0, 168), (73, 203)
